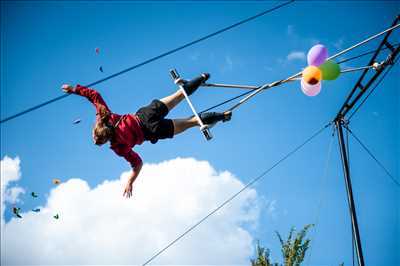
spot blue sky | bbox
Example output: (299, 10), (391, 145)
(1, 1), (399, 265)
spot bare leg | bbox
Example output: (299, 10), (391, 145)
(160, 90), (185, 111)
(173, 116), (199, 135)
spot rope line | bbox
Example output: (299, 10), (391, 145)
(142, 122), (330, 265)
(0, 0), (295, 124)
(306, 130), (335, 266)
(344, 127), (399, 188)
(200, 90), (253, 114)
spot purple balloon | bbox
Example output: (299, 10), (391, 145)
(301, 78), (321, 97)
(307, 44), (328, 66)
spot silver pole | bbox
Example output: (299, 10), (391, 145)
(328, 23), (399, 61)
(340, 66), (373, 73)
(202, 83), (260, 90)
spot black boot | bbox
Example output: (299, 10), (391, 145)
(182, 73), (210, 96)
(200, 111), (232, 125)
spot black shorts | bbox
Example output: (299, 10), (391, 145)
(136, 99), (174, 144)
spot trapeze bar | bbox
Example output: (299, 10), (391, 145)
(169, 69), (213, 141)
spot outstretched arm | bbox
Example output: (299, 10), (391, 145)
(61, 84), (111, 114)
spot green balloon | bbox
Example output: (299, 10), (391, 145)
(319, 60), (340, 80)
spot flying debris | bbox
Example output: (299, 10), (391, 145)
(53, 214), (59, 219)
(32, 208), (41, 212)
(73, 119), (81, 124)
(52, 178), (61, 185)
(31, 192), (38, 198)
(12, 207), (22, 218)
(95, 48), (103, 73)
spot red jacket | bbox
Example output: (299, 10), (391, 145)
(73, 85), (144, 168)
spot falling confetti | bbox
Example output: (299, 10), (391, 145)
(12, 207), (22, 218)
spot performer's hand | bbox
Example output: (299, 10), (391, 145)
(123, 181), (133, 198)
(61, 84), (74, 93)
(123, 165), (141, 198)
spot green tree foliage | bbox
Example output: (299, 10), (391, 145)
(251, 224), (314, 266)
(250, 241), (279, 266)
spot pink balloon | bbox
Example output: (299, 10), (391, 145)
(301, 78), (321, 97)
(95, 47), (100, 54)
(307, 44), (328, 66)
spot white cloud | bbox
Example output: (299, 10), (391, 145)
(1, 156), (24, 227)
(287, 51), (306, 61)
(1, 156), (21, 184)
(1, 157), (261, 265)
(4, 187), (25, 204)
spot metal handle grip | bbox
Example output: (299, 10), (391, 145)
(200, 126), (213, 141)
(170, 69), (180, 80)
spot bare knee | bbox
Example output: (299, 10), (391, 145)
(160, 90), (185, 111)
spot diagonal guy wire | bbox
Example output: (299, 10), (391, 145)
(344, 126), (399, 188)
(142, 122), (330, 265)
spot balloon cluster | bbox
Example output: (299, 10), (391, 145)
(301, 44), (341, 96)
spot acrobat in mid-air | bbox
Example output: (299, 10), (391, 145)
(62, 73), (231, 198)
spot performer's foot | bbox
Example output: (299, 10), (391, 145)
(183, 73), (210, 96)
(222, 111), (232, 122)
(200, 111), (232, 126)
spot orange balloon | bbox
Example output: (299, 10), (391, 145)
(302, 66), (322, 85)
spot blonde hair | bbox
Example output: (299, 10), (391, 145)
(92, 105), (113, 145)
